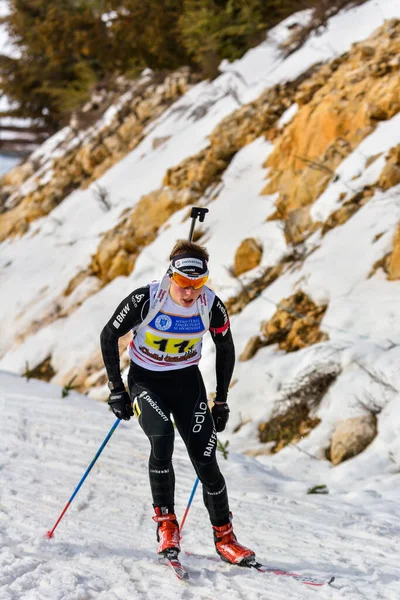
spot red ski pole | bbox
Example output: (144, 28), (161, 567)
(179, 477), (199, 539)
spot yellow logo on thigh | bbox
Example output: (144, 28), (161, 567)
(133, 398), (141, 419)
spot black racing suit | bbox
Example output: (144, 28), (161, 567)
(100, 285), (235, 526)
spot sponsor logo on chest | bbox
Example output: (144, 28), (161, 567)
(151, 312), (204, 334)
(155, 314), (173, 331)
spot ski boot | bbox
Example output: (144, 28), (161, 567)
(213, 513), (255, 565)
(152, 506), (181, 556)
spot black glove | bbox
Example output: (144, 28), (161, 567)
(212, 402), (230, 433)
(108, 389), (133, 421)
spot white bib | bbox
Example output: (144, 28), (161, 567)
(128, 280), (214, 372)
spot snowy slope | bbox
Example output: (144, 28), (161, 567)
(1, 0), (400, 380)
(1, 371), (400, 600)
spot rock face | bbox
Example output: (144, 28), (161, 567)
(233, 238), (263, 276)
(89, 187), (199, 285)
(262, 20), (400, 218)
(162, 67), (322, 194)
(239, 290), (328, 361)
(0, 68), (196, 243)
(239, 335), (265, 362)
(225, 263), (284, 315)
(330, 415), (378, 465)
(258, 365), (339, 452)
(379, 144), (400, 190)
(321, 188), (375, 235)
(26, 357), (55, 382)
(260, 291), (328, 352)
(388, 225), (400, 280)
(259, 403), (321, 453)
(283, 206), (315, 245)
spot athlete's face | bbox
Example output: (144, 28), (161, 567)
(169, 278), (204, 308)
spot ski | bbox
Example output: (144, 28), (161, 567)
(242, 557), (335, 586)
(184, 552), (334, 586)
(160, 549), (189, 580)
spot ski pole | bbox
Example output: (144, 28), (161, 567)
(188, 207), (208, 242)
(179, 208), (207, 536)
(46, 418), (120, 538)
(179, 477), (199, 538)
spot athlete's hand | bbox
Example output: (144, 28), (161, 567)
(108, 389), (133, 421)
(212, 402), (230, 433)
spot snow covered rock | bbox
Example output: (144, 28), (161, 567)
(330, 415), (378, 465)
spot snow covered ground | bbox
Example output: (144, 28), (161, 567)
(1, 371), (400, 600)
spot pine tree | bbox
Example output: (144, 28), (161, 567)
(178, 0), (272, 78)
(179, 0), (315, 78)
(105, 0), (189, 74)
(0, 0), (316, 127)
(0, 0), (111, 130)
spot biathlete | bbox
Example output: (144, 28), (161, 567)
(100, 240), (254, 564)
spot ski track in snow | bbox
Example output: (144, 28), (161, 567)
(1, 375), (400, 599)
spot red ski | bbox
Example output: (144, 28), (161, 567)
(184, 551), (334, 586)
(160, 549), (189, 580)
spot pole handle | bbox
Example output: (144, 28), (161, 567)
(188, 207), (209, 241)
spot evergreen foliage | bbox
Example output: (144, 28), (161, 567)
(0, 0), (111, 130)
(0, 0), (316, 129)
(105, 0), (189, 74)
(179, 0), (299, 78)
(307, 484), (329, 494)
(62, 374), (79, 398)
(217, 438), (229, 459)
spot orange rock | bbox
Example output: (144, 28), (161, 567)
(234, 238), (263, 276)
(262, 20), (400, 217)
(388, 225), (400, 280)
